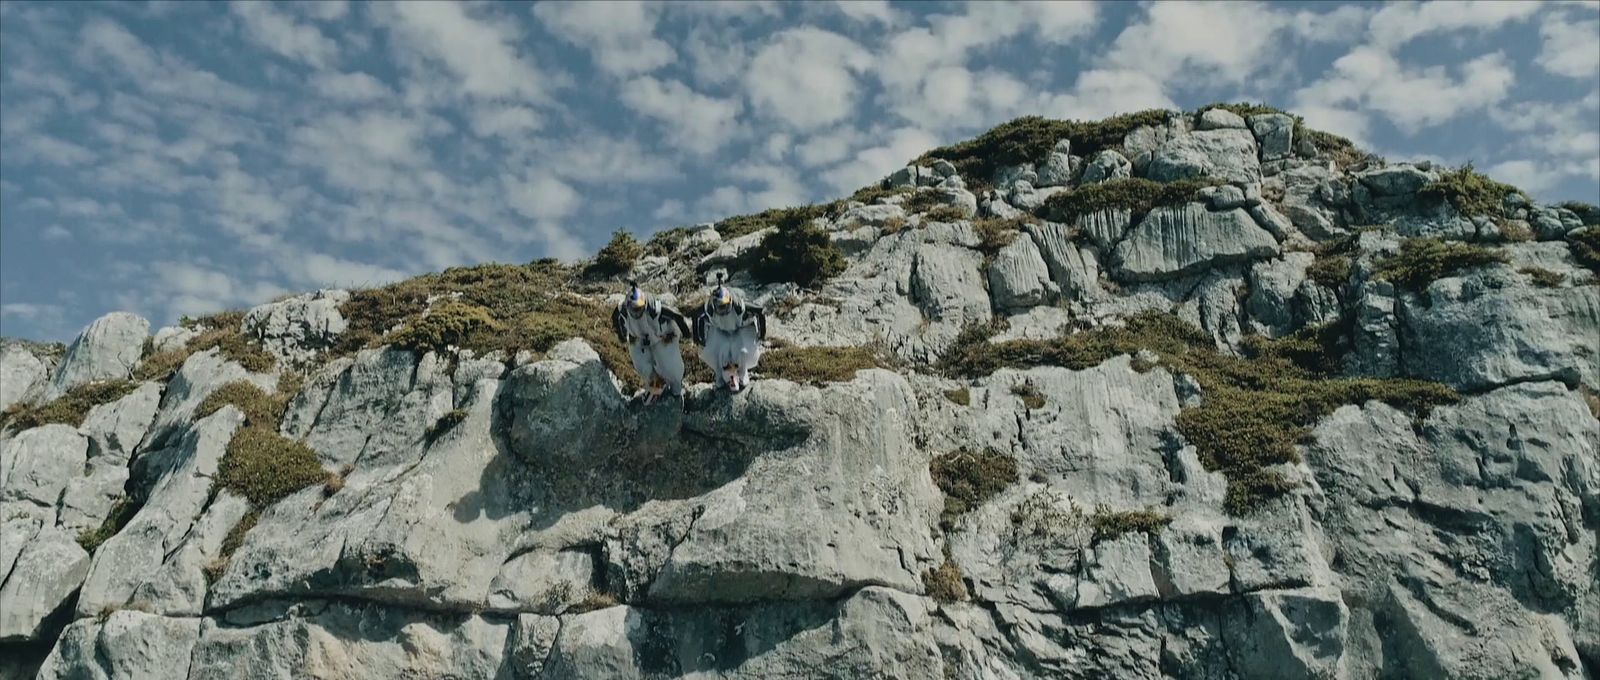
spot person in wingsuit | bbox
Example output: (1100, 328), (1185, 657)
(692, 274), (766, 392)
(611, 282), (692, 404)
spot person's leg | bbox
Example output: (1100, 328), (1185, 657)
(700, 336), (725, 387)
(628, 342), (654, 397)
(654, 338), (685, 396)
(735, 326), (761, 386)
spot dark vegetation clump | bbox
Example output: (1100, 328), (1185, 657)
(217, 427), (331, 508)
(76, 496), (140, 553)
(1038, 177), (1224, 223)
(847, 185), (913, 205)
(939, 311), (1457, 514)
(1418, 164), (1526, 218)
(922, 558), (969, 602)
(644, 227), (694, 257)
(1567, 229), (1600, 275)
(1304, 233), (1359, 290)
(195, 377), (299, 428)
(1300, 129), (1374, 169)
(715, 204), (835, 240)
(942, 387), (971, 406)
(204, 510), (261, 583)
(1520, 267), (1565, 288)
(588, 231), (643, 277)
(1011, 383), (1045, 410)
(1196, 102), (1288, 119)
(923, 205), (969, 223)
(914, 111), (1172, 189)
(1373, 238), (1507, 292)
(388, 301), (505, 354)
(426, 408), (468, 442)
(1, 379), (138, 431)
(1089, 506), (1171, 543)
(930, 447), (1019, 527)
(750, 211), (847, 287)
(137, 310), (275, 380)
(758, 346), (887, 384)
(972, 217), (1027, 258)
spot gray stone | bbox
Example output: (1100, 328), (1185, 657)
(1111, 203), (1279, 281)
(1036, 141), (1075, 187)
(936, 185), (980, 219)
(1198, 184), (1254, 210)
(0, 345), (51, 413)
(1348, 277), (1401, 378)
(1122, 118), (1183, 174)
(931, 159), (957, 178)
(987, 233), (1058, 310)
(0, 526), (90, 641)
(699, 227), (775, 270)
(242, 289), (350, 366)
(1223, 588), (1350, 680)
(1147, 129), (1262, 184)
(1027, 221), (1106, 301)
(0, 424), (87, 510)
(36, 610), (201, 680)
(1357, 164), (1434, 196)
(1198, 108), (1247, 130)
(836, 202), (907, 229)
(1073, 207), (1135, 250)
(1247, 252), (1316, 337)
(152, 324), (199, 353)
(486, 549), (594, 614)
(1248, 113), (1296, 160)
(79, 380), (161, 463)
(45, 312), (150, 400)
(1399, 269), (1600, 391)
(140, 347), (274, 451)
(994, 163), (1037, 191)
(983, 194), (1025, 220)
(1079, 149), (1132, 185)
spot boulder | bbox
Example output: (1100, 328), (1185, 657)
(1197, 108), (1247, 130)
(45, 312), (149, 400)
(0, 424), (87, 511)
(242, 289), (350, 366)
(36, 610), (201, 680)
(1111, 203), (1279, 281)
(1079, 149), (1132, 185)
(151, 324), (199, 353)
(0, 344), (52, 412)
(994, 163), (1038, 191)
(1357, 165), (1434, 196)
(1246, 252), (1316, 337)
(79, 380), (161, 463)
(1036, 140), (1075, 187)
(0, 526), (90, 641)
(836, 202), (907, 229)
(1247, 113), (1296, 161)
(986, 231), (1058, 310)
(1026, 221), (1106, 300)
(1147, 129), (1262, 184)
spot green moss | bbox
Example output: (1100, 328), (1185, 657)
(922, 558), (968, 602)
(938, 311), (1457, 513)
(1558, 201), (1600, 226)
(388, 301), (505, 354)
(1089, 506), (1171, 543)
(217, 428), (331, 507)
(1568, 229), (1600, 275)
(1011, 383), (1045, 409)
(1520, 267), (1565, 288)
(915, 111), (1172, 189)
(589, 231), (643, 277)
(1039, 177), (1225, 223)
(1, 379), (138, 431)
(1418, 164), (1526, 218)
(751, 211), (847, 287)
(1240, 320), (1352, 377)
(426, 409), (468, 442)
(76, 496), (140, 553)
(930, 447), (1019, 527)
(759, 346), (886, 384)
(1374, 238), (1507, 292)
(942, 387), (970, 406)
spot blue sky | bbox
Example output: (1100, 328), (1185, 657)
(2, 0), (1597, 342)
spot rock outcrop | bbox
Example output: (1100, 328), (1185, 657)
(4, 104), (1597, 679)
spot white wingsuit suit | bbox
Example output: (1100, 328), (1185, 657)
(693, 279), (766, 392)
(612, 284), (692, 404)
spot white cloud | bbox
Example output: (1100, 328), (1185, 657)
(42, 225), (72, 241)
(1104, 2), (1292, 85)
(1485, 158), (1598, 198)
(536, 136), (678, 184)
(745, 28), (872, 131)
(15, 135), (97, 166)
(1536, 12), (1600, 78)
(831, 0), (899, 25)
(796, 127), (860, 168)
(231, 1), (338, 68)
(468, 104), (542, 138)
(1295, 48), (1515, 132)
(683, 26), (750, 87)
(0, 303), (64, 330)
(77, 17), (260, 109)
(533, 1), (675, 76)
(505, 172), (580, 222)
(293, 253), (408, 288)
(1044, 69), (1178, 121)
(619, 76), (742, 153)
(300, 0), (349, 21)
(382, 2), (550, 101)
(821, 126), (940, 195)
(1288, 5), (1376, 43)
(310, 71), (393, 102)
(653, 199), (686, 222)
(1367, 0), (1543, 49)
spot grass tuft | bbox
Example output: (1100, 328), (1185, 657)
(914, 111), (1172, 190)
(1039, 177), (1224, 223)
(1418, 163), (1525, 218)
(758, 346), (887, 384)
(217, 428), (331, 508)
(942, 387), (971, 406)
(1373, 238), (1507, 293)
(930, 447), (1019, 527)
(1089, 506), (1171, 543)
(589, 231), (643, 277)
(922, 558), (969, 602)
(1520, 267), (1565, 288)
(75, 496), (140, 553)
(1567, 229), (1600, 275)
(1011, 383), (1045, 409)
(750, 211), (847, 288)
(1, 379), (138, 431)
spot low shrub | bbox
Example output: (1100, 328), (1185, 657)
(1374, 238), (1507, 292)
(217, 428), (332, 507)
(972, 217), (1026, 257)
(589, 231), (643, 277)
(1418, 164), (1525, 218)
(76, 496), (140, 553)
(1089, 506), (1171, 543)
(922, 558), (968, 602)
(914, 111), (1171, 190)
(1520, 267), (1565, 288)
(715, 204), (834, 240)
(1568, 229), (1600, 275)
(930, 447), (1019, 527)
(942, 387), (971, 406)
(759, 346), (886, 384)
(1, 379), (138, 431)
(1039, 177), (1224, 223)
(1011, 383), (1045, 409)
(196, 380), (285, 427)
(387, 301), (505, 354)
(751, 211), (847, 287)
(1558, 201), (1600, 226)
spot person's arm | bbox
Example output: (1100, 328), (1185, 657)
(746, 305), (767, 340)
(660, 306), (692, 340)
(692, 312), (707, 345)
(611, 306), (628, 344)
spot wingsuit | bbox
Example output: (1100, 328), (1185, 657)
(612, 283), (692, 404)
(692, 276), (766, 392)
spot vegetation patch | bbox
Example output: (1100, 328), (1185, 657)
(923, 205), (969, 223)
(930, 447), (1020, 527)
(569, 591), (620, 613)
(195, 380), (292, 428)
(1, 379), (138, 431)
(1300, 129), (1374, 169)
(1240, 320), (1353, 376)
(880, 216), (909, 236)
(914, 111), (1171, 190)
(1011, 383), (1045, 409)
(942, 387), (970, 406)
(759, 346), (887, 384)
(388, 301), (505, 354)
(750, 211), (847, 287)
(1304, 235), (1358, 290)
(938, 311), (1456, 513)
(1089, 506), (1171, 543)
(1520, 267), (1565, 288)
(972, 217), (1027, 258)
(217, 427), (332, 508)
(1418, 164), (1526, 218)
(1038, 177), (1224, 223)
(1374, 238), (1507, 293)
(1558, 201), (1600, 226)
(922, 558), (969, 602)
(715, 204), (834, 241)
(645, 226), (694, 257)
(848, 185), (913, 205)
(1568, 229), (1600, 275)
(588, 231), (643, 277)
(76, 496), (140, 553)
(137, 312), (276, 379)
(1197, 102), (1288, 120)
(204, 509), (260, 584)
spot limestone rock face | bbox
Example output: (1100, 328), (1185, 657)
(44, 312), (149, 400)
(11, 106), (1600, 680)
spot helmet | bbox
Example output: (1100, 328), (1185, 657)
(711, 286), (734, 315)
(626, 285), (649, 318)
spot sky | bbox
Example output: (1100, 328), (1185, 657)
(1, 0), (1597, 342)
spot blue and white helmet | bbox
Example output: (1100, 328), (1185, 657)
(625, 281), (651, 318)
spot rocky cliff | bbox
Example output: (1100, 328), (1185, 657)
(2, 105), (1597, 680)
